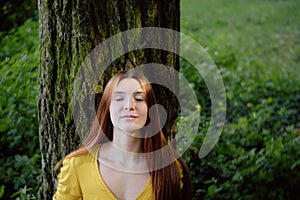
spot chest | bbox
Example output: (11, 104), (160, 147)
(99, 162), (151, 200)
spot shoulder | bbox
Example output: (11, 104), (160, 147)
(62, 146), (100, 168)
(57, 147), (99, 182)
(61, 153), (90, 168)
(54, 146), (102, 199)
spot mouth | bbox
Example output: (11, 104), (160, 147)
(121, 115), (138, 119)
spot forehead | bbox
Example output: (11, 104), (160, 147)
(114, 78), (143, 93)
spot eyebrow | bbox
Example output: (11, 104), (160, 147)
(113, 91), (125, 94)
(113, 91), (145, 95)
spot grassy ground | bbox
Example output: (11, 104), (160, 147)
(181, 0), (300, 80)
(180, 0), (300, 199)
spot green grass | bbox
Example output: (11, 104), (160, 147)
(180, 0), (300, 199)
(181, 0), (300, 80)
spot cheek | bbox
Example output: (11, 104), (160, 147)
(110, 102), (122, 113)
(109, 103), (120, 125)
(109, 106), (115, 125)
(140, 104), (148, 119)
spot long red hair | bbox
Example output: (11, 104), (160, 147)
(57, 70), (192, 199)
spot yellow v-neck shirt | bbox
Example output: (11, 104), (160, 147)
(53, 149), (153, 200)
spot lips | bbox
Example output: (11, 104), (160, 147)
(121, 115), (138, 119)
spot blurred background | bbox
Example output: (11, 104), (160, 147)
(0, 0), (299, 199)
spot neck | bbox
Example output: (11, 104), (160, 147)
(99, 127), (148, 173)
(112, 127), (143, 153)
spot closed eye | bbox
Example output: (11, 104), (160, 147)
(135, 97), (144, 101)
(114, 95), (124, 101)
(134, 94), (145, 101)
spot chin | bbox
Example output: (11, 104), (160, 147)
(120, 126), (143, 135)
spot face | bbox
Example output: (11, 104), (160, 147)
(110, 78), (148, 134)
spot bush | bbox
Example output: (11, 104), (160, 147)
(180, 41), (300, 200)
(0, 18), (40, 199)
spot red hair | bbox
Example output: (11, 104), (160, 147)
(56, 70), (192, 199)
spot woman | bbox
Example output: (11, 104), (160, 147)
(53, 70), (192, 200)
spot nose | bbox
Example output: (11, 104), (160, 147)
(124, 97), (135, 110)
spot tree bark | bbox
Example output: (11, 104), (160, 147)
(38, 0), (180, 199)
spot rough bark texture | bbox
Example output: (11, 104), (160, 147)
(38, 0), (179, 199)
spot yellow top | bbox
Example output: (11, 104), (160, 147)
(53, 147), (183, 200)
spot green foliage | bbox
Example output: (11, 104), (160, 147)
(0, 186), (4, 198)
(184, 111), (300, 199)
(0, 0), (37, 31)
(10, 186), (37, 200)
(181, 0), (300, 199)
(0, 18), (40, 199)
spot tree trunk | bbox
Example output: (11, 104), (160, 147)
(38, 0), (180, 199)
